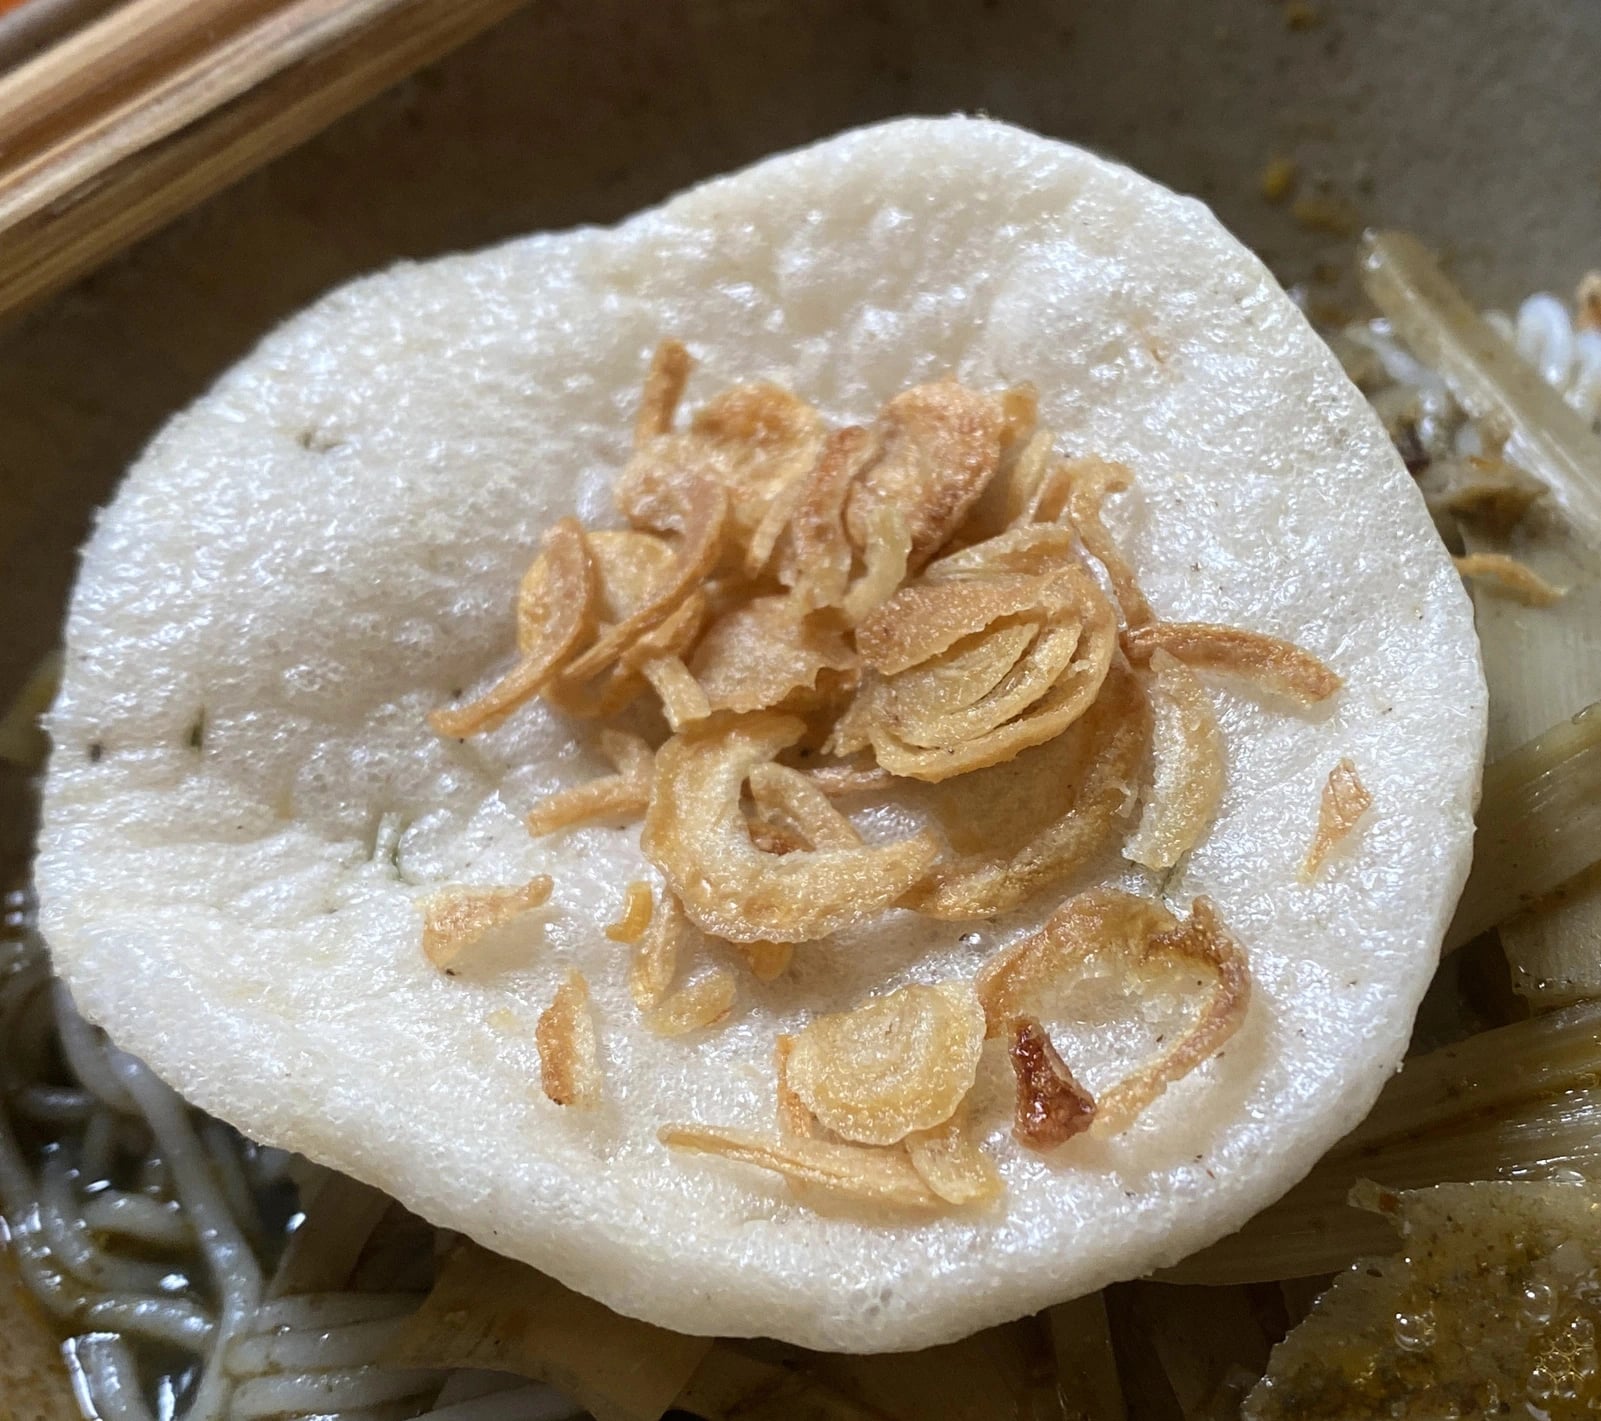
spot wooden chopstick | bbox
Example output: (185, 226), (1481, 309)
(0, 0), (530, 327)
(0, 0), (123, 76)
(0, 0), (286, 165)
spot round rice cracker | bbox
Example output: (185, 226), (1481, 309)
(35, 117), (1485, 1351)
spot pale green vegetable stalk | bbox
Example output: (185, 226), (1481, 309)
(1165, 1000), (1601, 1284)
(1465, 530), (1601, 1003)
(1359, 232), (1601, 547)
(265, 1172), (390, 1297)
(1361, 232), (1601, 1005)
(1133, 1283), (1270, 1421)
(391, 1240), (1075, 1421)
(1048, 1293), (1127, 1421)
(677, 1322), (1066, 1421)
(1446, 699), (1601, 949)
(384, 1240), (712, 1421)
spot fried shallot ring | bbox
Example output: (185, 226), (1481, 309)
(747, 763), (864, 852)
(525, 729), (654, 836)
(561, 478), (728, 685)
(880, 619), (1077, 752)
(617, 591), (709, 673)
(1122, 621), (1342, 704)
(1061, 456), (1153, 628)
(978, 890), (1170, 1032)
(1093, 898), (1250, 1133)
(570, 568), (710, 726)
(864, 562), (1119, 781)
(735, 940), (794, 982)
(870, 621), (1038, 738)
(647, 969), (737, 1037)
(777, 425), (882, 614)
(805, 759), (897, 799)
(1302, 757), (1374, 879)
(429, 518), (596, 737)
(688, 383), (827, 569)
(1452, 552), (1566, 606)
(541, 530), (679, 718)
(619, 343), (826, 576)
(844, 378), (1009, 573)
(745, 813), (812, 856)
(659, 1125), (945, 1211)
(906, 661), (1150, 919)
(1007, 1017), (1096, 1149)
(978, 890), (1251, 1136)
(588, 528), (680, 614)
(604, 880), (654, 944)
(784, 982), (987, 1145)
(904, 1108), (1004, 1205)
(642, 712), (939, 943)
(632, 339), (693, 445)
(1123, 649), (1225, 871)
(537, 970), (601, 1108)
(629, 888), (690, 1011)
(995, 428), (1059, 528)
(774, 1034), (817, 1138)
(925, 522), (1078, 579)
(641, 654), (711, 731)
(856, 574), (1055, 676)
(420, 877), (554, 971)
(689, 596), (856, 715)
(841, 501), (913, 624)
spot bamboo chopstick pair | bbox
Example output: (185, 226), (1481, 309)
(0, 0), (528, 327)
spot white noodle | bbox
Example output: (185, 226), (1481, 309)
(230, 1366), (447, 1418)
(135, 1151), (173, 1198)
(1345, 317), (1450, 392)
(289, 1406), (434, 1421)
(3, 1209), (90, 1319)
(112, 1051), (264, 1421)
(80, 1190), (192, 1250)
(224, 1314), (415, 1378)
(3, 945), (470, 1421)
(244, 1291), (425, 1333)
(54, 984), (138, 1114)
(429, 1372), (528, 1407)
(15, 1084), (94, 1125)
(83, 1295), (216, 1351)
(202, 1120), (266, 1253)
(1357, 292), (1601, 437)
(1, 1061), (98, 1325)
(38, 1151), (180, 1294)
(72, 1335), (161, 1421)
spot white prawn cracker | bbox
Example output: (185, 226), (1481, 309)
(35, 118), (1484, 1351)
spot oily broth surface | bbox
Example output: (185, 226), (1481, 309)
(35, 117), (1483, 1350)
